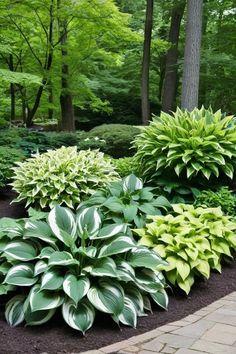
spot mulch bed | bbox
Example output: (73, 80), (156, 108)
(0, 190), (236, 354)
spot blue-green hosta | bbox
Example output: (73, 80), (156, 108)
(134, 107), (236, 183)
(80, 174), (171, 229)
(1, 205), (168, 333)
(135, 204), (236, 294)
(11, 146), (119, 209)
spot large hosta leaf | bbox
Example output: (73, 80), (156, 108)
(3, 241), (37, 261)
(115, 296), (137, 328)
(63, 275), (90, 304)
(151, 289), (169, 310)
(98, 236), (135, 258)
(87, 279), (124, 315)
(5, 264), (37, 286)
(92, 223), (126, 240)
(116, 260), (135, 282)
(24, 220), (56, 244)
(122, 174), (143, 192)
(62, 299), (95, 334)
(48, 251), (78, 266)
(77, 207), (101, 239)
(5, 295), (25, 327)
(125, 285), (145, 316)
(127, 247), (167, 269)
(30, 285), (63, 311)
(24, 296), (56, 326)
(48, 206), (76, 247)
(41, 269), (64, 290)
(85, 258), (117, 278)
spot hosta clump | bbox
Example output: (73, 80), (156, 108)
(11, 146), (118, 209)
(112, 157), (140, 178)
(1, 205), (168, 333)
(135, 204), (236, 294)
(134, 107), (236, 184)
(81, 174), (171, 229)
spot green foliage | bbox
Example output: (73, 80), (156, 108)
(46, 132), (79, 149)
(0, 147), (25, 188)
(85, 124), (141, 158)
(194, 187), (236, 216)
(135, 204), (236, 294)
(1, 205), (168, 332)
(11, 147), (118, 209)
(112, 157), (140, 178)
(81, 174), (171, 229)
(0, 117), (8, 129)
(77, 134), (106, 151)
(134, 108), (236, 184)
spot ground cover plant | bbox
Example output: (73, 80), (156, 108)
(134, 108), (236, 185)
(0, 147), (25, 189)
(0, 205), (168, 333)
(112, 157), (140, 178)
(11, 146), (118, 209)
(81, 174), (171, 229)
(135, 204), (236, 294)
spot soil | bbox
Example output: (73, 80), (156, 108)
(0, 190), (236, 354)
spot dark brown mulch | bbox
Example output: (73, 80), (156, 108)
(0, 190), (236, 354)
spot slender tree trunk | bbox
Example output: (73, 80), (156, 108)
(181, 0), (203, 111)
(9, 54), (16, 122)
(48, 83), (54, 120)
(162, 0), (186, 112)
(141, 0), (154, 125)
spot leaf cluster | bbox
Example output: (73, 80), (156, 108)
(112, 156), (140, 178)
(0, 147), (25, 188)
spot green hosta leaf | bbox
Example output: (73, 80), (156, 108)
(0, 218), (23, 237)
(63, 275), (90, 304)
(39, 246), (55, 259)
(153, 196), (171, 209)
(77, 207), (101, 239)
(34, 260), (48, 276)
(91, 223), (126, 240)
(150, 289), (168, 310)
(48, 251), (78, 266)
(24, 296), (56, 326)
(195, 260), (210, 279)
(62, 299), (95, 334)
(0, 284), (15, 295)
(224, 163), (234, 179)
(116, 296), (137, 328)
(5, 295), (25, 327)
(41, 269), (64, 290)
(125, 285), (144, 315)
(122, 174), (143, 192)
(127, 247), (167, 269)
(24, 220), (56, 244)
(85, 258), (117, 278)
(87, 279), (124, 315)
(138, 203), (157, 215)
(176, 259), (191, 281)
(123, 205), (138, 222)
(5, 264), (37, 286)
(116, 260), (136, 282)
(142, 295), (152, 312)
(135, 269), (164, 293)
(48, 205), (76, 247)
(30, 285), (63, 311)
(103, 196), (124, 213)
(202, 168), (211, 180)
(98, 236), (135, 258)
(3, 241), (37, 261)
(177, 274), (194, 295)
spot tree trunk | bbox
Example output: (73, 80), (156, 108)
(162, 0), (186, 112)
(9, 54), (16, 122)
(141, 0), (154, 125)
(181, 0), (203, 111)
(48, 83), (54, 120)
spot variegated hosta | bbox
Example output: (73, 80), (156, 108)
(134, 107), (236, 183)
(11, 146), (119, 209)
(1, 205), (168, 333)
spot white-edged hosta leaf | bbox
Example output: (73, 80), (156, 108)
(116, 260), (135, 282)
(98, 236), (135, 258)
(62, 299), (95, 334)
(123, 205), (138, 222)
(116, 296), (137, 328)
(34, 260), (48, 276)
(48, 251), (78, 266)
(87, 279), (124, 315)
(63, 275), (90, 304)
(30, 285), (63, 311)
(85, 258), (117, 278)
(41, 269), (64, 290)
(24, 220), (56, 244)
(122, 174), (143, 192)
(4, 264), (37, 286)
(91, 223), (126, 239)
(23, 296), (56, 326)
(127, 247), (167, 269)
(3, 241), (37, 261)
(48, 205), (76, 247)
(0, 284), (16, 295)
(5, 295), (25, 327)
(39, 246), (56, 259)
(125, 285), (144, 315)
(151, 289), (168, 310)
(135, 269), (164, 293)
(77, 207), (101, 239)
(142, 295), (152, 312)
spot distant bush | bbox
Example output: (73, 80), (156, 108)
(46, 132), (79, 149)
(85, 124), (140, 158)
(0, 147), (25, 188)
(112, 157), (140, 178)
(0, 117), (8, 129)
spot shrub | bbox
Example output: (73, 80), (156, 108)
(77, 134), (106, 151)
(134, 107), (236, 184)
(194, 187), (236, 216)
(1, 205), (168, 333)
(11, 147), (119, 209)
(112, 157), (140, 178)
(81, 174), (171, 229)
(0, 117), (8, 129)
(85, 124), (141, 158)
(0, 147), (25, 188)
(46, 132), (79, 149)
(135, 204), (236, 294)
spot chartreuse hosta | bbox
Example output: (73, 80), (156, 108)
(135, 204), (236, 294)
(0, 205), (168, 333)
(81, 174), (171, 229)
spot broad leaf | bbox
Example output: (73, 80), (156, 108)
(63, 275), (90, 304)
(5, 264), (37, 286)
(5, 295), (25, 327)
(48, 206), (76, 247)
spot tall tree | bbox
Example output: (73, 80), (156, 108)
(161, 0), (186, 112)
(141, 0), (154, 125)
(181, 0), (203, 110)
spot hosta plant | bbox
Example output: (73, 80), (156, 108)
(134, 107), (236, 184)
(135, 204), (236, 294)
(1, 205), (168, 333)
(11, 146), (118, 209)
(81, 174), (171, 229)
(112, 157), (140, 178)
